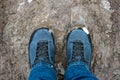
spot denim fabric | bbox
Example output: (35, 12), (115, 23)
(28, 62), (57, 80)
(64, 61), (98, 80)
(28, 62), (98, 80)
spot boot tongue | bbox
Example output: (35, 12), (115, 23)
(75, 56), (82, 61)
(32, 41), (50, 67)
(70, 40), (85, 63)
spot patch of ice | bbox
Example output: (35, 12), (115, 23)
(20, 2), (25, 6)
(101, 0), (110, 10)
(76, 16), (85, 24)
(17, 2), (25, 11)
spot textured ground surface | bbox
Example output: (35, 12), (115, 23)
(0, 0), (120, 80)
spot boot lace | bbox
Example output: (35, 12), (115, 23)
(32, 40), (50, 67)
(70, 40), (86, 63)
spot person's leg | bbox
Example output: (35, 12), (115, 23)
(64, 62), (98, 80)
(65, 27), (98, 80)
(28, 28), (57, 80)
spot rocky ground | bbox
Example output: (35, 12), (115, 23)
(0, 0), (120, 80)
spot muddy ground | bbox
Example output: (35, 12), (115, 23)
(0, 0), (120, 80)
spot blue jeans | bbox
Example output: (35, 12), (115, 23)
(28, 62), (98, 80)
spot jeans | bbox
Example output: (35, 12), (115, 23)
(28, 62), (98, 80)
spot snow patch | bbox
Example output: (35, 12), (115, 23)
(20, 2), (25, 6)
(49, 29), (52, 33)
(45, 14), (49, 19)
(27, 0), (32, 3)
(82, 27), (89, 34)
(101, 0), (111, 10)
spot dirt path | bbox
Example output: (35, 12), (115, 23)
(0, 0), (120, 80)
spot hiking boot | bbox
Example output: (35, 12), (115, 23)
(66, 27), (92, 66)
(28, 28), (55, 68)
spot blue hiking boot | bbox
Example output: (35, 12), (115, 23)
(28, 28), (55, 68)
(66, 27), (92, 67)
